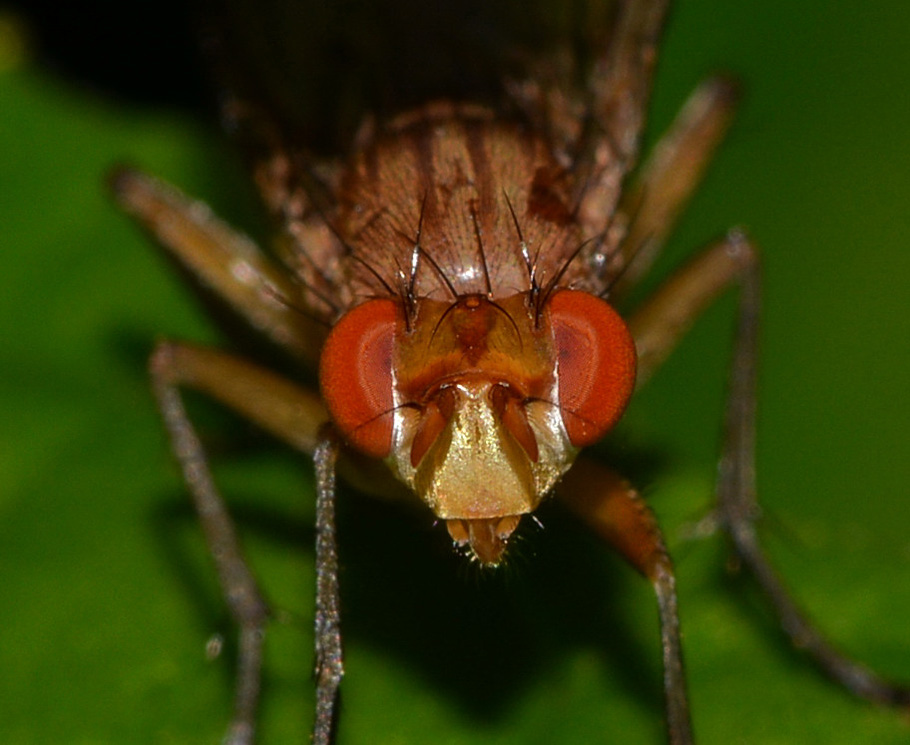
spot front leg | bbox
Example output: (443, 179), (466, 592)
(312, 433), (344, 745)
(150, 340), (347, 743)
(559, 459), (692, 745)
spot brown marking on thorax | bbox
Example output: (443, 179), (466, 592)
(332, 104), (593, 308)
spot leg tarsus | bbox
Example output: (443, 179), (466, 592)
(150, 343), (270, 745)
(560, 459), (694, 745)
(150, 339), (354, 741)
(312, 434), (344, 745)
(652, 561), (693, 745)
(718, 247), (910, 707)
(222, 626), (266, 745)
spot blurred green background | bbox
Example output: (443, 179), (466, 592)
(1, 1), (908, 743)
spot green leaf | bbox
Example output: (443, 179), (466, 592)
(1, 3), (908, 744)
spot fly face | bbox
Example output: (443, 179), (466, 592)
(322, 285), (636, 563)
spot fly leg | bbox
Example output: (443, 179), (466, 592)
(151, 344), (272, 745)
(627, 230), (910, 712)
(560, 233), (754, 745)
(575, 0), (670, 235)
(312, 434), (343, 745)
(110, 166), (326, 365)
(613, 75), (739, 294)
(113, 167), (353, 741)
(150, 340), (350, 743)
(716, 242), (910, 707)
(628, 231), (755, 387)
(559, 460), (693, 745)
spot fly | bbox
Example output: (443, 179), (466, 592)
(111, 1), (910, 743)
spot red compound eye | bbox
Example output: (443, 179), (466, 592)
(319, 299), (398, 458)
(548, 290), (637, 447)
